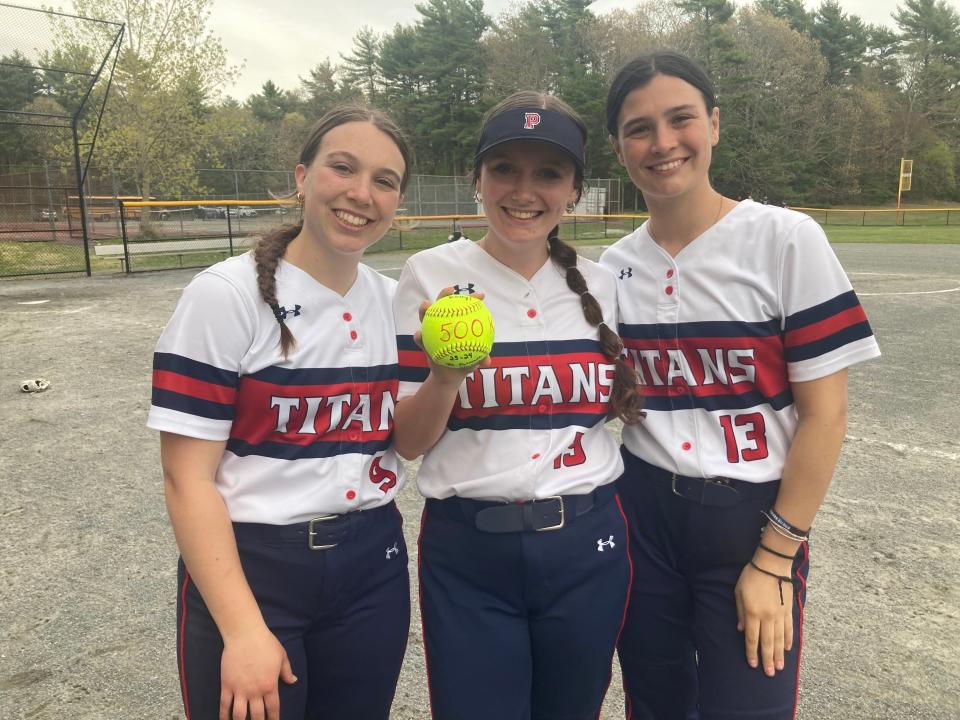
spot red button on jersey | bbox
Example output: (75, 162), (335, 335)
(527, 309), (537, 318)
(665, 286), (674, 295)
(666, 269), (674, 279)
(345, 490), (357, 500)
(682, 441), (692, 451)
(342, 312), (352, 321)
(350, 330), (358, 340)
(532, 453), (541, 459)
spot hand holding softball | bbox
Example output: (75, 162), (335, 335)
(419, 293), (495, 369)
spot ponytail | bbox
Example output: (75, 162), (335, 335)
(254, 223), (301, 359)
(547, 237), (644, 423)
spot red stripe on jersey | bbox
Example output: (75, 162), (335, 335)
(399, 348), (429, 368)
(153, 369), (238, 405)
(783, 305), (868, 348)
(623, 335), (788, 398)
(229, 377), (397, 445)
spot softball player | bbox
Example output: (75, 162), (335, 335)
(392, 92), (643, 720)
(148, 106), (412, 720)
(600, 51), (881, 719)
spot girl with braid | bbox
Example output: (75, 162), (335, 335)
(392, 91), (643, 720)
(148, 105), (413, 720)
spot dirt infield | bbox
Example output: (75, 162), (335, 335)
(1, 243), (958, 719)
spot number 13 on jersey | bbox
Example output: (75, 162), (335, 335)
(718, 413), (769, 463)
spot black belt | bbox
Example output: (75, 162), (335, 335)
(623, 451), (778, 508)
(233, 501), (396, 550)
(427, 482), (616, 533)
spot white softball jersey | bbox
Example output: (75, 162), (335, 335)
(394, 239), (624, 502)
(147, 253), (404, 524)
(600, 200), (880, 483)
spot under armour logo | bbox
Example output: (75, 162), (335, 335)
(385, 543), (399, 559)
(596, 536), (615, 552)
(618, 268), (633, 279)
(452, 283), (476, 295)
(523, 112), (541, 130)
(276, 304), (302, 319)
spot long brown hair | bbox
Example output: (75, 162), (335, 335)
(254, 105), (412, 359)
(475, 91), (644, 423)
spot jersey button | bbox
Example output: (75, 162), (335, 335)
(527, 308), (537, 318)
(665, 286), (674, 295)
(345, 489), (357, 500)
(348, 431), (360, 442)
(342, 312), (352, 321)
(666, 269), (674, 279)
(350, 330), (358, 340)
(682, 441), (692, 451)
(537, 403), (549, 413)
(531, 453), (541, 459)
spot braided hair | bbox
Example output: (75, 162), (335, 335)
(475, 91), (643, 423)
(253, 105), (412, 359)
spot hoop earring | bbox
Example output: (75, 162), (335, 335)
(475, 192), (482, 203)
(566, 202), (576, 213)
(297, 192), (304, 207)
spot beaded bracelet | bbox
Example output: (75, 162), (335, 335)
(758, 542), (796, 560)
(749, 561), (793, 605)
(762, 508), (809, 542)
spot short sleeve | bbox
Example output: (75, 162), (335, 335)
(779, 219), (880, 382)
(392, 260), (431, 400)
(147, 271), (256, 440)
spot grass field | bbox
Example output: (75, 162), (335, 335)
(2, 220), (960, 277)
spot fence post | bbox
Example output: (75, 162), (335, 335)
(118, 200), (131, 274)
(43, 161), (57, 241)
(226, 207), (234, 255)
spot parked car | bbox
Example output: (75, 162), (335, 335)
(37, 208), (58, 221)
(196, 205), (226, 220)
(228, 206), (258, 218)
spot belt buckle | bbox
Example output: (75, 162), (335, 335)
(670, 473), (684, 498)
(307, 515), (339, 550)
(535, 496), (565, 532)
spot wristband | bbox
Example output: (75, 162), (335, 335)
(749, 561), (792, 605)
(762, 508), (809, 541)
(758, 542), (796, 560)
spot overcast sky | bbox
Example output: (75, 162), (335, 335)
(16, 0), (907, 100)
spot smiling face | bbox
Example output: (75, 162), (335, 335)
(610, 73), (719, 205)
(476, 140), (579, 253)
(295, 121), (405, 259)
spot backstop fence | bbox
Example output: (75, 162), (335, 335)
(0, 3), (122, 278)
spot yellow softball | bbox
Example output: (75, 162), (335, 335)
(421, 294), (495, 369)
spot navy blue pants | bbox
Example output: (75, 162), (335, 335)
(419, 485), (631, 720)
(176, 502), (410, 720)
(616, 451), (809, 720)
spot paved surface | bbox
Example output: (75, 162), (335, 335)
(0, 243), (958, 719)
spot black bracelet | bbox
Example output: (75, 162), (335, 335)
(749, 561), (792, 606)
(758, 542), (796, 560)
(762, 508), (809, 541)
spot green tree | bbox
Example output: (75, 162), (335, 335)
(0, 52), (45, 168)
(247, 80), (299, 124)
(340, 27), (382, 101)
(756, 0), (813, 34)
(673, 0), (736, 75)
(379, 0), (490, 174)
(811, 1), (868, 85)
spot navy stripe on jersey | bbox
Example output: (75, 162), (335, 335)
(227, 437), (392, 460)
(618, 319), (781, 340)
(248, 363), (398, 386)
(151, 387), (235, 421)
(448, 411), (606, 432)
(785, 321), (874, 362)
(153, 351), (239, 387)
(783, 290), (860, 332)
(642, 388), (794, 413)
